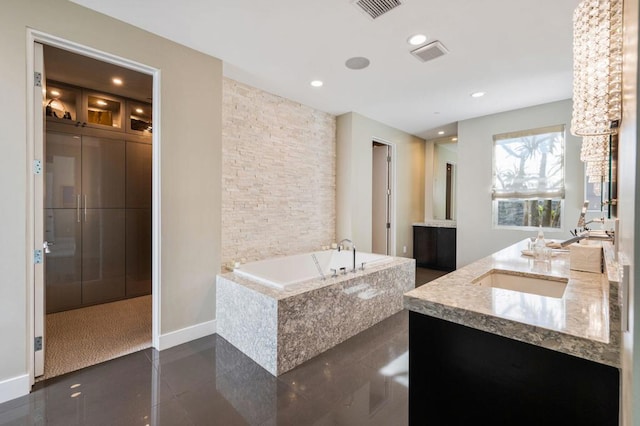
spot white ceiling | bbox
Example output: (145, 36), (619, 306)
(70, 0), (580, 140)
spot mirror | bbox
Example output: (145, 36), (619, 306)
(583, 134), (618, 219)
(433, 140), (457, 220)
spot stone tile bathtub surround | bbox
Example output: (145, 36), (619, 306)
(404, 239), (621, 367)
(217, 257), (414, 375)
(222, 78), (336, 266)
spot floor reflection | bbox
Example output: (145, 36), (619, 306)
(0, 311), (409, 426)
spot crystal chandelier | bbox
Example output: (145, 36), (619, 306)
(581, 135), (610, 183)
(571, 0), (623, 180)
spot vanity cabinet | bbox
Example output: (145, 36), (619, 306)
(413, 225), (456, 271)
(409, 312), (619, 425)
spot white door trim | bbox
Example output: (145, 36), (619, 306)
(32, 41), (45, 378)
(26, 29), (162, 386)
(372, 137), (397, 256)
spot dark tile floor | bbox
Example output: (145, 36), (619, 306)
(0, 311), (409, 426)
(0, 266), (445, 425)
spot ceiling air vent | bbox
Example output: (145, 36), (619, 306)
(352, 0), (402, 19)
(411, 41), (449, 62)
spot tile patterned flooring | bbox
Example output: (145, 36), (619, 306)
(0, 267), (447, 425)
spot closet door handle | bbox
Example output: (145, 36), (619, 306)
(84, 194), (87, 222)
(76, 194), (81, 223)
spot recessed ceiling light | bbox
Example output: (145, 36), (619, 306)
(471, 91), (486, 98)
(112, 77), (123, 85)
(50, 90), (60, 97)
(452, 137), (458, 141)
(135, 108), (144, 114)
(310, 80), (323, 88)
(438, 131), (445, 135)
(345, 57), (370, 70)
(96, 100), (108, 106)
(408, 34), (427, 46)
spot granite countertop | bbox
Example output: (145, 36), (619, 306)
(413, 220), (457, 228)
(404, 239), (621, 367)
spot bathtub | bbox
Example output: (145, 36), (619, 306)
(217, 252), (415, 375)
(233, 250), (393, 289)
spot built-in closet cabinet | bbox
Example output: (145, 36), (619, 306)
(45, 81), (135, 132)
(45, 81), (81, 124)
(44, 80), (152, 313)
(125, 141), (152, 297)
(84, 91), (125, 131)
(126, 101), (153, 135)
(45, 132), (126, 312)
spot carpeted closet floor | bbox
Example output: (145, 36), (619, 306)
(43, 295), (152, 380)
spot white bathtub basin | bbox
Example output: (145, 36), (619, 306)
(234, 250), (394, 289)
(472, 271), (568, 298)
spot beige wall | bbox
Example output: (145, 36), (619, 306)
(457, 100), (584, 267)
(1, 0), (221, 384)
(619, 0), (639, 423)
(336, 112), (425, 257)
(221, 78), (336, 265)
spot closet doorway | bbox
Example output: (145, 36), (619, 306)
(31, 39), (159, 381)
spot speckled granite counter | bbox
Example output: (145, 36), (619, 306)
(404, 239), (621, 367)
(413, 220), (457, 228)
(217, 256), (415, 375)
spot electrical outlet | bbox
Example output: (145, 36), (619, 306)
(403, 245), (407, 254)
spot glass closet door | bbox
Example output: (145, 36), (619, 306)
(125, 141), (152, 297)
(81, 136), (126, 305)
(45, 132), (82, 313)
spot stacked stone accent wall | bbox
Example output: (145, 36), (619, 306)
(222, 78), (336, 267)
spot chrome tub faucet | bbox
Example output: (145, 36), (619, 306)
(338, 238), (356, 272)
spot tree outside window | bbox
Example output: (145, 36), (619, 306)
(492, 125), (565, 229)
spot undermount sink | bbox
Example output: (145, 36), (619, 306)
(472, 270), (568, 298)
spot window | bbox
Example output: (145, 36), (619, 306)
(492, 125), (565, 229)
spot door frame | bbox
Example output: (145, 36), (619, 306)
(445, 161), (456, 220)
(371, 142), (390, 254)
(26, 29), (162, 385)
(372, 138), (397, 256)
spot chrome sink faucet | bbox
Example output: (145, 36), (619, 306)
(338, 238), (356, 272)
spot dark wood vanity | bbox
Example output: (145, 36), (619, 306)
(413, 223), (456, 271)
(404, 240), (621, 425)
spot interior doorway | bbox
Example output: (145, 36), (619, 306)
(372, 141), (392, 255)
(29, 33), (160, 383)
(445, 162), (455, 220)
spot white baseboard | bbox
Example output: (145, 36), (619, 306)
(0, 374), (30, 405)
(158, 319), (217, 351)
